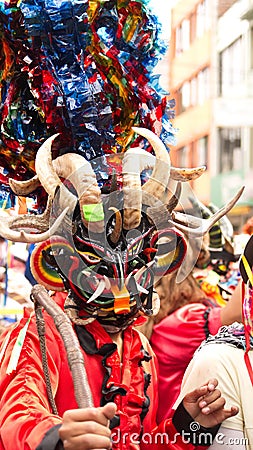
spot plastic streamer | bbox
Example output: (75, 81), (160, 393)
(0, 0), (175, 210)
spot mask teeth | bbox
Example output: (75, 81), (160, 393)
(81, 269), (92, 277)
(86, 279), (105, 303)
(103, 275), (111, 290)
(152, 290), (160, 316)
(141, 269), (155, 315)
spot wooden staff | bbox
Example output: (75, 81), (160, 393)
(31, 284), (93, 409)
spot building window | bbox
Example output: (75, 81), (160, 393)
(182, 19), (190, 51)
(175, 18), (190, 55)
(175, 68), (210, 114)
(219, 128), (242, 173)
(175, 26), (182, 55)
(181, 82), (191, 111)
(196, 0), (210, 38)
(176, 81), (191, 113)
(190, 77), (197, 106)
(178, 146), (188, 167)
(197, 136), (208, 167)
(198, 67), (210, 104)
(190, 12), (196, 43)
(219, 37), (244, 96)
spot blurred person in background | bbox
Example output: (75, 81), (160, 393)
(174, 235), (253, 449)
(137, 269), (242, 423)
(137, 205), (242, 422)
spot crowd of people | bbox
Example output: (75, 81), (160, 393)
(0, 0), (253, 449)
(0, 202), (251, 449)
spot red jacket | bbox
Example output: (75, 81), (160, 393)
(151, 303), (222, 422)
(0, 293), (194, 450)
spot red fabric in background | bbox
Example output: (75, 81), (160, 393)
(151, 303), (221, 422)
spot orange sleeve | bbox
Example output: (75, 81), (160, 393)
(0, 314), (62, 450)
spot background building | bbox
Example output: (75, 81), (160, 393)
(166, 0), (253, 231)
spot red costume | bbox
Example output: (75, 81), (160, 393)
(0, 293), (199, 450)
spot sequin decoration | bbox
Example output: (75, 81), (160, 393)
(0, 0), (175, 209)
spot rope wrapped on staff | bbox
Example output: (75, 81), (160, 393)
(31, 284), (94, 409)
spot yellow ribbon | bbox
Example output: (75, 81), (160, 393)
(241, 254), (253, 287)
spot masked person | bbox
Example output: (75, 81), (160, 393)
(0, 1), (241, 449)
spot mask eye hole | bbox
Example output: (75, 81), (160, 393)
(77, 251), (102, 265)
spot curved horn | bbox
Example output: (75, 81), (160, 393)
(35, 134), (77, 213)
(35, 134), (65, 194)
(9, 150), (107, 198)
(9, 175), (40, 196)
(53, 153), (104, 233)
(0, 206), (69, 243)
(108, 207), (122, 244)
(146, 183), (182, 226)
(172, 186), (245, 237)
(122, 147), (144, 230)
(132, 127), (171, 200)
(170, 165), (206, 181)
(208, 202), (234, 252)
(6, 195), (53, 232)
(188, 195), (224, 249)
(122, 127), (171, 230)
(167, 182), (182, 213)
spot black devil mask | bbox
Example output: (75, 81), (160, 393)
(2, 128), (219, 329)
(1, 127), (244, 331)
(27, 127), (190, 331)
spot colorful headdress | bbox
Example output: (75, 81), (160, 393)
(0, 0), (174, 190)
(0, 0), (246, 412)
(0, 0), (244, 333)
(186, 195), (242, 303)
(188, 196), (238, 261)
